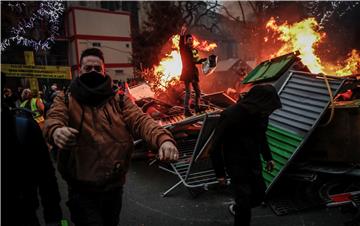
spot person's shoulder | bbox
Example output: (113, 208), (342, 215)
(51, 91), (71, 107)
(223, 103), (247, 118)
(53, 90), (65, 97)
(12, 107), (37, 125)
(224, 103), (241, 114)
(50, 90), (60, 98)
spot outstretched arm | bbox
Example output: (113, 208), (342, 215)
(121, 95), (179, 161)
(179, 25), (187, 50)
(180, 24), (187, 36)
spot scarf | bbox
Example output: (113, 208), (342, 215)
(69, 71), (114, 107)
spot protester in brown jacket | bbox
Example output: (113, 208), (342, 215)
(44, 48), (179, 226)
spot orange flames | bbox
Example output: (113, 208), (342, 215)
(153, 35), (182, 90)
(334, 49), (360, 75)
(152, 34), (217, 91)
(193, 38), (218, 52)
(265, 17), (360, 76)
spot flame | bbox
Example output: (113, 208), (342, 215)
(152, 35), (181, 90)
(265, 17), (360, 76)
(266, 17), (325, 73)
(334, 49), (360, 75)
(150, 34), (217, 91)
(193, 36), (218, 52)
(153, 49), (182, 89)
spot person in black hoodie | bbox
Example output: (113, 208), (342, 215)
(3, 94), (63, 225)
(210, 84), (282, 226)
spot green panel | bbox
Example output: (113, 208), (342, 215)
(242, 53), (297, 84)
(262, 124), (304, 187)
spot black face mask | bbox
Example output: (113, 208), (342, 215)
(70, 71), (114, 106)
(79, 71), (106, 88)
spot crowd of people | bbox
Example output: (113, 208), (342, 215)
(3, 46), (280, 226)
(3, 83), (62, 110)
(3, 84), (63, 128)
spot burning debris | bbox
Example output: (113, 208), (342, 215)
(264, 17), (360, 76)
(137, 17), (359, 118)
(131, 8), (360, 220)
(133, 17), (360, 142)
(127, 83), (222, 127)
(135, 32), (220, 124)
(142, 34), (217, 96)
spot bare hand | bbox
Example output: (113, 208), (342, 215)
(265, 160), (275, 172)
(200, 58), (207, 64)
(159, 141), (179, 161)
(180, 25), (187, 35)
(53, 126), (79, 150)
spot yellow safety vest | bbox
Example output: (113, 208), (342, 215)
(20, 98), (45, 123)
(192, 49), (200, 63)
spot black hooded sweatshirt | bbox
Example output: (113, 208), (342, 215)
(210, 84), (281, 206)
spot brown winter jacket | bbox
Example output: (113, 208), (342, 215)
(43, 92), (175, 191)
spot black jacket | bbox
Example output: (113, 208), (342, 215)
(3, 105), (63, 225)
(211, 104), (273, 174)
(210, 85), (281, 206)
(179, 35), (204, 82)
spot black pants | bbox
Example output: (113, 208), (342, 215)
(184, 81), (201, 110)
(232, 183), (252, 226)
(8, 209), (40, 226)
(67, 187), (123, 226)
(227, 164), (266, 226)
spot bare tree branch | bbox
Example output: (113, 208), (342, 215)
(248, 1), (257, 14)
(194, 1), (219, 26)
(238, 1), (246, 24)
(184, 2), (195, 26)
(221, 4), (241, 22)
(182, 2), (193, 25)
(194, 22), (221, 34)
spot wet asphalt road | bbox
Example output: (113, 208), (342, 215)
(42, 160), (357, 226)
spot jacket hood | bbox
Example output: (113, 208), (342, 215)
(239, 84), (282, 115)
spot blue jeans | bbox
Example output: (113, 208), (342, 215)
(184, 81), (201, 110)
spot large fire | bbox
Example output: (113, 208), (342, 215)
(153, 35), (183, 90)
(265, 17), (360, 76)
(151, 34), (217, 91)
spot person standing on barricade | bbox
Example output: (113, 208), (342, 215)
(179, 25), (207, 117)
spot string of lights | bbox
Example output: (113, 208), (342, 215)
(1, 0), (65, 52)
